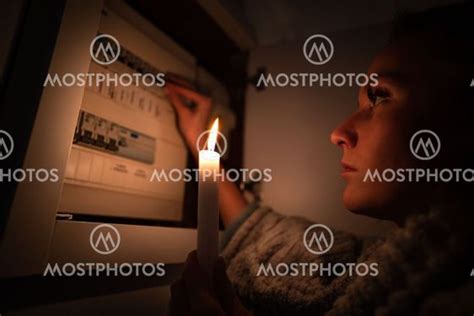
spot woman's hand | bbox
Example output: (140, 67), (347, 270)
(169, 251), (250, 316)
(164, 83), (213, 158)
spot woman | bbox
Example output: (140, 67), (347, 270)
(166, 3), (474, 315)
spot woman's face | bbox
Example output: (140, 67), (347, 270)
(330, 38), (449, 223)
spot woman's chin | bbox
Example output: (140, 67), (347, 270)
(342, 185), (386, 218)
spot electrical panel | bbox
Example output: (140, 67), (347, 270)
(58, 9), (191, 221)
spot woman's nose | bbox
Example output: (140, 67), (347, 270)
(330, 117), (357, 149)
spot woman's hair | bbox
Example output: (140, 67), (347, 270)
(390, 2), (474, 109)
(390, 2), (474, 61)
(391, 2), (474, 184)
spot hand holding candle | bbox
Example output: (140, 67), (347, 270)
(197, 118), (220, 276)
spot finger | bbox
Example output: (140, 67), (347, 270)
(166, 87), (193, 120)
(183, 251), (209, 290)
(166, 83), (212, 107)
(189, 291), (226, 316)
(212, 256), (236, 314)
(169, 277), (190, 316)
(170, 275), (224, 316)
(166, 82), (209, 103)
(181, 252), (226, 315)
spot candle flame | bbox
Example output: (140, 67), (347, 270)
(207, 118), (219, 152)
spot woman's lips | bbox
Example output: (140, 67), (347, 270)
(341, 162), (357, 174)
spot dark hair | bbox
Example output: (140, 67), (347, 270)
(391, 2), (474, 123)
(391, 2), (474, 192)
(390, 2), (474, 82)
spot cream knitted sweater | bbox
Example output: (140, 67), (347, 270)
(221, 205), (474, 315)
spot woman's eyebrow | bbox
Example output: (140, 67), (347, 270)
(375, 72), (406, 87)
(377, 71), (403, 80)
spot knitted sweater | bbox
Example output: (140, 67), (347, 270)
(220, 205), (474, 316)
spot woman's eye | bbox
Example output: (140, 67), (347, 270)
(367, 87), (389, 108)
(370, 95), (384, 107)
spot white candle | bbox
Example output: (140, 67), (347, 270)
(197, 118), (220, 276)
